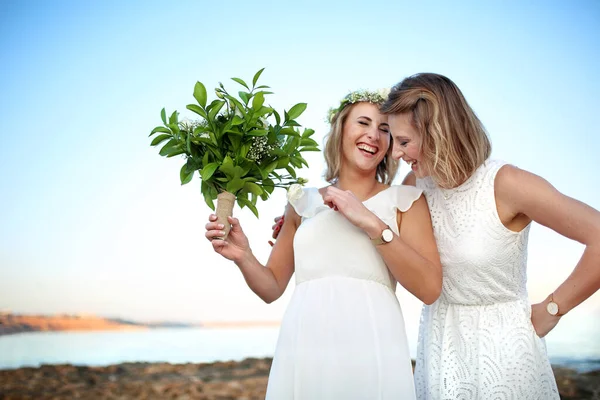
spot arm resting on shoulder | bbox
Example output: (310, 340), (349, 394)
(365, 194), (442, 304)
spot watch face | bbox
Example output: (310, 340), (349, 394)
(546, 302), (559, 316)
(382, 229), (394, 243)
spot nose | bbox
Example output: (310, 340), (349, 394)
(366, 125), (380, 140)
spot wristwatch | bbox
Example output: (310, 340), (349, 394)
(371, 226), (394, 246)
(546, 293), (564, 317)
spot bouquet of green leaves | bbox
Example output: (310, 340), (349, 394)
(149, 69), (318, 239)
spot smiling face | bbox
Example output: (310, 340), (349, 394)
(388, 112), (429, 178)
(340, 102), (391, 176)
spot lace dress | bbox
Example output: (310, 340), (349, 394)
(414, 159), (559, 399)
(265, 185), (422, 399)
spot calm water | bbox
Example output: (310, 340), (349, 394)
(0, 326), (598, 372)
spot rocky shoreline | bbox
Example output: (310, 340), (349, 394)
(1, 358), (598, 400)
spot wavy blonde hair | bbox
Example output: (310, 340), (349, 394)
(381, 73), (491, 188)
(324, 102), (399, 184)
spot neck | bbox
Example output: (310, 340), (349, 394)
(336, 166), (383, 202)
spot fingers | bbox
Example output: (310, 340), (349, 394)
(228, 216), (241, 230)
(271, 218), (284, 239)
(212, 238), (228, 252)
(205, 221), (224, 231)
(205, 228), (226, 241)
(209, 214), (217, 222)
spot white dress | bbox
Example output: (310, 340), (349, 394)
(414, 159), (560, 400)
(266, 185), (422, 399)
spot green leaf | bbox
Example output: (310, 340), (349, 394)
(255, 85), (270, 89)
(300, 138), (318, 147)
(252, 92), (264, 110)
(231, 77), (249, 90)
(202, 151), (210, 167)
(276, 156), (290, 168)
(302, 128), (315, 138)
(280, 127), (300, 137)
(208, 100), (226, 121)
(219, 156), (235, 178)
(300, 146), (320, 152)
(247, 129), (267, 137)
(201, 181), (215, 211)
(243, 182), (263, 196)
(252, 68), (265, 87)
(238, 91), (250, 105)
(169, 110), (179, 125)
(237, 196), (259, 218)
(285, 120), (301, 127)
(285, 137), (301, 153)
(273, 110), (281, 125)
(150, 126), (171, 136)
(180, 164), (194, 185)
(262, 178), (275, 194)
(226, 178), (245, 194)
(264, 160), (278, 174)
(160, 108), (167, 125)
(285, 166), (296, 178)
(296, 155), (309, 167)
(159, 139), (179, 156)
(193, 81), (207, 108)
(201, 163), (219, 181)
(187, 104), (208, 119)
(232, 115), (244, 126)
(289, 157), (301, 168)
(287, 103), (307, 120)
(150, 134), (171, 146)
(166, 149), (185, 158)
(223, 95), (246, 116)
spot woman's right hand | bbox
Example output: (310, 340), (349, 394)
(271, 215), (284, 240)
(205, 215), (251, 263)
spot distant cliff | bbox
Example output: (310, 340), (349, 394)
(0, 313), (196, 336)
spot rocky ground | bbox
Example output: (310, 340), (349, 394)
(0, 358), (598, 399)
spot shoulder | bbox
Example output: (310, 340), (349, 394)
(387, 184), (423, 212)
(494, 163), (543, 193)
(401, 171), (416, 186)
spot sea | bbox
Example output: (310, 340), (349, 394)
(0, 324), (599, 373)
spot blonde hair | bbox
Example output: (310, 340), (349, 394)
(381, 73), (491, 188)
(324, 102), (399, 184)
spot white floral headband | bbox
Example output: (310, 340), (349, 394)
(326, 88), (390, 123)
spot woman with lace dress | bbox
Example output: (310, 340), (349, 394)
(380, 73), (600, 399)
(204, 91), (442, 399)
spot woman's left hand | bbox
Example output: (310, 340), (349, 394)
(321, 186), (384, 236)
(530, 301), (561, 338)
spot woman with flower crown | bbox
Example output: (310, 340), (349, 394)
(204, 90), (442, 399)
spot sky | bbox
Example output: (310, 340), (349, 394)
(1, 0), (599, 350)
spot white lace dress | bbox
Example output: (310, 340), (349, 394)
(265, 185), (422, 399)
(414, 159), (559, 399)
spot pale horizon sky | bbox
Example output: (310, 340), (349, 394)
(1, 0), (599, 352)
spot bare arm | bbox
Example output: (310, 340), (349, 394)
(496, 165), (600, 335)
(372, 195), (442, 304)
(205, 205), (299, 303)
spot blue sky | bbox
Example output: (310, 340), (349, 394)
(1, 0), (599, 350)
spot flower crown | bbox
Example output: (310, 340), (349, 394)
(327, 88), (390, 123)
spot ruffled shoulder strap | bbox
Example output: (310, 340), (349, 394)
(287, 186), (327, 219)
(365, 185), (423, 235)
